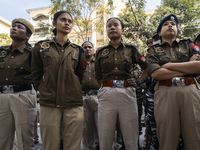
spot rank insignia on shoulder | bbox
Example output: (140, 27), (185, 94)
(139, 55), (146, 63)
(0, 50), (7, 58)
(41, 42), (50, 49)
(155, 47), (164, 53)
(102, 49), (109, 56)
(192, 45), (200, 52)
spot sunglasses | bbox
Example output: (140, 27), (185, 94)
(83, 46), (93, 49)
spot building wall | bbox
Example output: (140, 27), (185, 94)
(0, 16), (11, 35)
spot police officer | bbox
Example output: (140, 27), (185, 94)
(95, 17), (147, 150)
(82, 41), (100, 150)
(146, 14), (200, 150)
(0, 18), (37, 150)
(31, 11), (84, 150)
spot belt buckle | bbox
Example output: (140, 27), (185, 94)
(88, 90), (94, 95)
(2, 85), (14, 93)
(113, 80), (124, 88)
(172, 77), (180, 86)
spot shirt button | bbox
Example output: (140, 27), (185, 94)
(115, 76), (118, 79)
(20, 67), (23, 69)
(115, 50), (117, 53)
(115, 67), (118, 70)
(11, 56), (14, 58)
(89, 71), (91, 72)
(57, 105), (60, 107)
(6, 78), (8, 81)
(115, 58), (117, 61)
(7, 66), (10, 68)
(160, 58), (162, 60)
(89, 78), (91, 80)
(61, 50), (64, 52)
(172, 56), (175, 58)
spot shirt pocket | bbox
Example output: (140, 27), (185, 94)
(122, 55), (132, 72)
(179, 53), (189, 62)
(14, 63), (30, 74)
(41, 52), (52, 67)
(71, 51), (79, 71)
(0, 62), (5, 76)
(100, 56), (111, 73)
(157, 55), (171, 66)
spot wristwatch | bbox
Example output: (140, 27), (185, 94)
(135, 80), (141, 86)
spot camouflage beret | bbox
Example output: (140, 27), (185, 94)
(146, 38), (152, 46)
(12, 18), (34, 34)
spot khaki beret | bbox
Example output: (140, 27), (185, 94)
(12, 18), (34, 34)
(146, 38), (153, 46)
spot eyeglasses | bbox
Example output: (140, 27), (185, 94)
(83, 46), (93, 49)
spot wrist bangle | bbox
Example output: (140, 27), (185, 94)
(135, 80), (141, 86)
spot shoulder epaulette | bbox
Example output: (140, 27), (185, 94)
(71, 43), (82, 48)
(96, 45), (109, 52)
(179, 39), (191, 43)
(34, 39), (52, 46)
(0, 45), (9, 50)
(124, 43), (136, 47)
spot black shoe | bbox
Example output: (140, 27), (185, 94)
(95, 144), (100, 150)
(34, 140), (39, 145)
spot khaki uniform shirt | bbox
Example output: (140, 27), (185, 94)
(82, 58), (100, 91)
(31, 38), (84, 108)
(0, 44), (32, 85)
(95, 42), (147, 81)
(146, 40), (197, 76)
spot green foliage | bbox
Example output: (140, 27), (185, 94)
(119, 0), (150, 54)
(38, 22), (54, 39)
(0, 34), (12, 46)
(151, 0), (200, 39)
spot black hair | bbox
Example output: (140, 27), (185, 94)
(25, 26), (32, 35)
(53, 10), (73, 36)
(82, 41), (94, 47)
(106, 17), (124, 29)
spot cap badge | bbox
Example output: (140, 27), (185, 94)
(19, 19), (24, 23)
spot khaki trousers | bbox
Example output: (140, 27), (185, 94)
(0, 89), (37, 150)
(82, 95), (99, 150)
(154, 84), (200, 150)
(40, 106), (84, 150)
(98, 87), (138, 150)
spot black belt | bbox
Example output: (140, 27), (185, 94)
(82, 90), (98, 96)
(0, 84), (32, 93)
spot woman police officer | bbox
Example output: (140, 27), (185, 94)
(31, 11), (84, 150)
(0, 18), (37, 150)
(146, 14), (200, 150)
(95, 17), (147, 150)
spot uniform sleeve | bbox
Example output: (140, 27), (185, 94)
(134, 47), (147, 70)
(76, 48), (85, 83)
(31, 43), (43, 91)
(95, 51), (102, 80)
(188, 41), (199, 58)
(146, 47), (161, 76)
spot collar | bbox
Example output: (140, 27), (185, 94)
(160, 40), (178, 46)
(53, 37), (71, 47)
(108, 41), (124, 48)
(10, 43), (27, 53)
